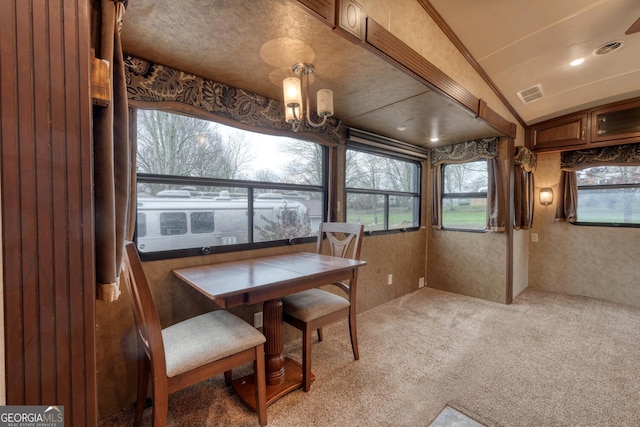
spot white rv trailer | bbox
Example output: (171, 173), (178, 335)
(136, 196), (311, 253)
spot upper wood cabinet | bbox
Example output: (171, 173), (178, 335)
(528, 112), (588, 151)
(527, 97), (640, 152)
(591, 98), (640, 144)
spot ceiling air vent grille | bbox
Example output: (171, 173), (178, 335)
(517, 84), (543, 104)
(593, 40), (625, 56)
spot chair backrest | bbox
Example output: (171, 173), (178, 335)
(122, 241), (167, 374)
(316, 222), (364, 260)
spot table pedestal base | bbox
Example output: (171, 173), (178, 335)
(233, 357), (315, 409)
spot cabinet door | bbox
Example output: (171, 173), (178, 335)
(591, 99), (640, 143)
(529, 113), (588, 151)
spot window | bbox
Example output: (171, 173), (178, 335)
(441, 161), (488, 230)
(576, 166), (640, 226)
(345, 148), (421, 232)
(135, 109), (326, 258)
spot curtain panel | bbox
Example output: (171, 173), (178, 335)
(514, 146), (537, 230)
(430, 137), (505, 231)
(555, 143), (640, 222)
(94, 0), (135, 302)
(124, 56), (344, 145)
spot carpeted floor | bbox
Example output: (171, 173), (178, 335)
(99, 288), (640, 426)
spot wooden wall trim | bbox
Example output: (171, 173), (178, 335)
(365, 18), (480, 115)
(418, 0), (527, 129)
(0, 0), (96, 425)
(478, 99), (517, 139)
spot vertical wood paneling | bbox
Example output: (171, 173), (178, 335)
(33, 0), (55, 405)
(0, 0), (96, 425)
(48, 0), (72, 411)
(0, 0), (26, 402)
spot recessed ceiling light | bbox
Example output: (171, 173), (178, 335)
(570, 58), (584, 67)
(430, 137), (439, 143)
(397, 125), (407, 132)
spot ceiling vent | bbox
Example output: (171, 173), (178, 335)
(517, 84), (543, 104)
(593, 40), (625, 56)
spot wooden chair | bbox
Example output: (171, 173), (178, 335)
(282, 222), (364, 391)
(121, 241), (267, 426)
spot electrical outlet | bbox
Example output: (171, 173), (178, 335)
(253, 312), (263, 328)
(388, 274), (393, 285)
(419, 277), (425, 288)
(531, 233), (539, 243)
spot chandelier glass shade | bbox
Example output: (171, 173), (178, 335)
(282, 63), (333, 131)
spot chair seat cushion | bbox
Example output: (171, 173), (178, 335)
(162, 310), (265, 378)
(282, 288), (350, 322)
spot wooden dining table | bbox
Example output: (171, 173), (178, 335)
(172, 251), (367, 408)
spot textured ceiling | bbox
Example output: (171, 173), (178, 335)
(429, 0), (640, 124)
(121, 0), (502, 149)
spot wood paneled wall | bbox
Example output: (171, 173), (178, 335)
(0, 1), (96, 425)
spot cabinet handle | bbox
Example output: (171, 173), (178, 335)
(581, 127), (586, 140)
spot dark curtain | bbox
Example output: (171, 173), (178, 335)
(513, 168), (534, 229)
(487, 157), (505, 231)
(513, 146), (536, 230)
(554, 171), (577, 222)
(94, 0), (134, 302)
(431, 164), (442, 229)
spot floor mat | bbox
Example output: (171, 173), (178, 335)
(429, 406), (486, 427)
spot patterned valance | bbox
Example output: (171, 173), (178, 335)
(560, 143), (640, 171)
(430, 137), (498, 166)
(514, 146), (537, 172)
(124, 55), (343, 145)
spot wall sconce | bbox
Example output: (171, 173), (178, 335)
(539, 187), (554, 206)
(283, 63), (333, 132)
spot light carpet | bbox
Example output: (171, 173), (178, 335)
(99, 288), (640, 426)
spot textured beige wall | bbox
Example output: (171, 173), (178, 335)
(426, 138), (511, 304)
(428, 229), (506, 303)
(529, 153), (640, 306)
(513, 230), (529, 298)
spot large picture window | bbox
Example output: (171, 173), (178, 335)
(441, 161), (488, 230)
(135, 109), (327, 258)
(345, 148), (421, 232)
(576, 166), (640, 226)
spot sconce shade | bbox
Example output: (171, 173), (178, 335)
(283, 77), (301, 108)
(539, 187), (554, 206)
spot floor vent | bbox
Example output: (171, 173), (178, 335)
(517, 84), (543, 104)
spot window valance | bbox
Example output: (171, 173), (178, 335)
(514, 146), (537, 172)
(430, 137), (504, 232)
(556, 143), (640, 222)
(430, 137), (498, 166)
(560, 143), (640, 171)
(124, 55), (343, 145)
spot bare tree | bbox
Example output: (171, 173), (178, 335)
(136, 110), (254, 179)
(252, 168), (280, 183)
(444, 161), (487, 193)
(281, 140), (324, 186)
(382, 157), (416, 192)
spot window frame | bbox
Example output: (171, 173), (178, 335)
(440, 160), (489, 232)
(344, 145), (422, 235)
(574, 166), (640, 228)
(133, 110), (330, 260)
